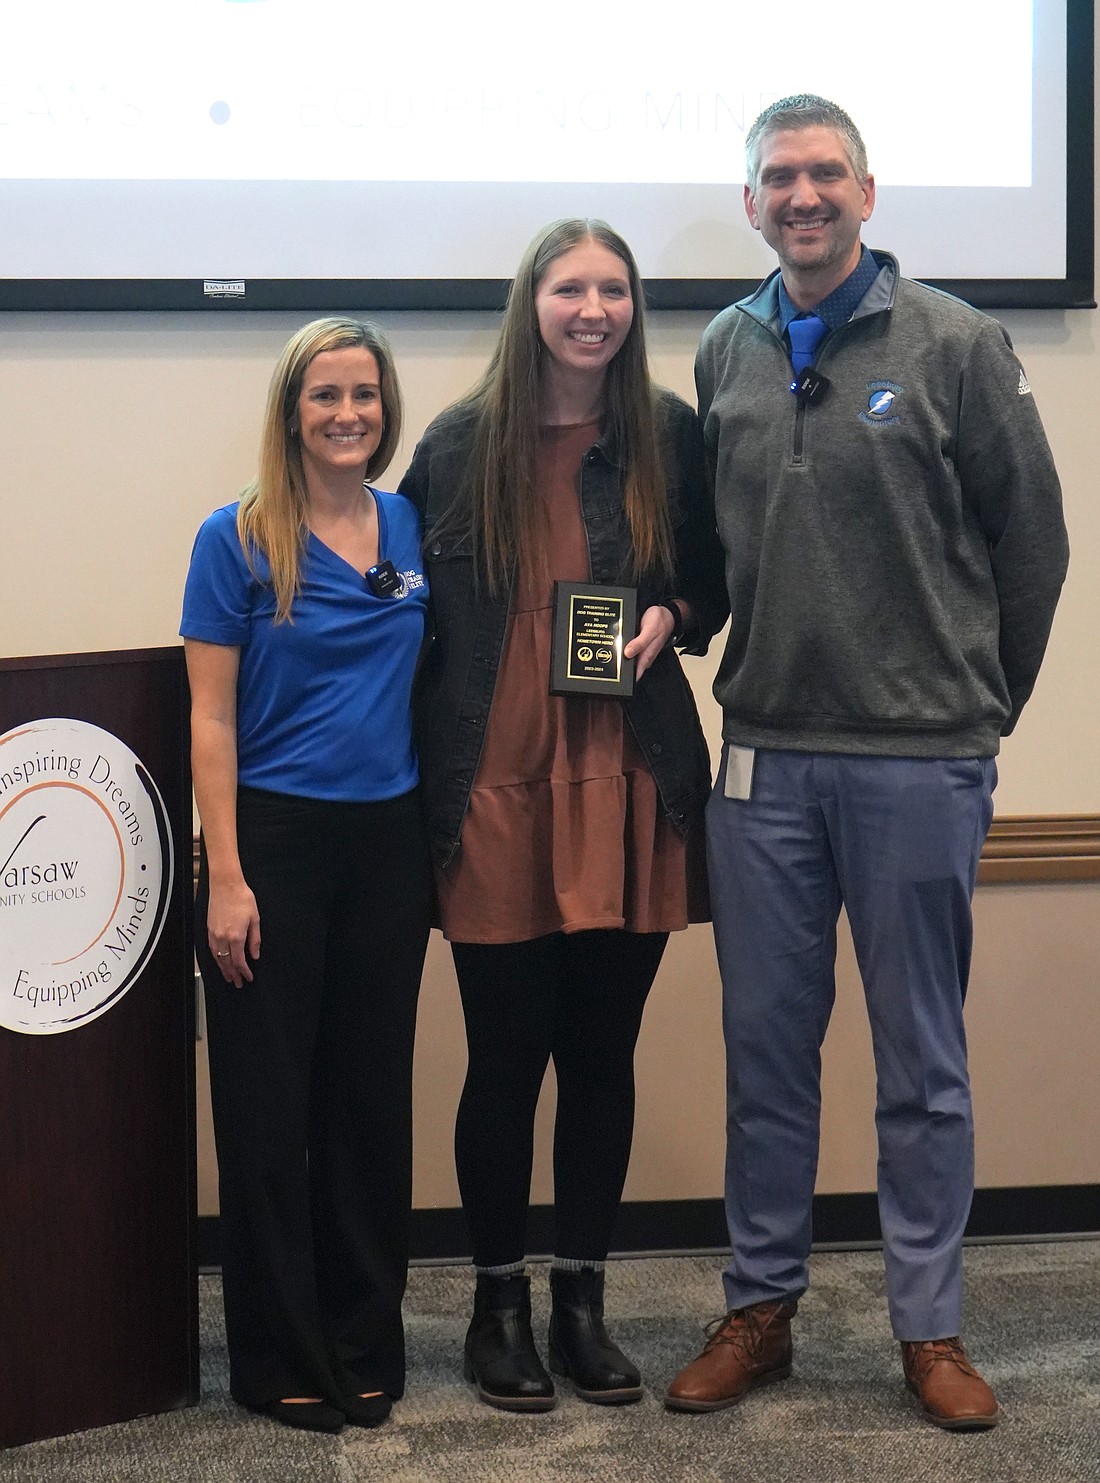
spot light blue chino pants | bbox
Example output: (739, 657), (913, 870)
(707, 748), (996, 1340)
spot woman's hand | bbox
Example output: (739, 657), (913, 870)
(185, 637), (260, 989)
(625, 604), (677, 681)
(207, 876), (261, 987)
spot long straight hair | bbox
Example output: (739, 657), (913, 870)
(438, 218), (672, 594)
(237, 317), (404, 622)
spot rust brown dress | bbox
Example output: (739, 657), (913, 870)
(437, 420), (708, 945)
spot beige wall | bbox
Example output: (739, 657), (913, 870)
(5, 103), (1100, 1221)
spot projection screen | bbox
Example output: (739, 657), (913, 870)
(0, 0), (1093, 311)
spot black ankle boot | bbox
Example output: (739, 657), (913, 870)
(548, 1267), (643, 1405)
(463, 1273), (555, 1413)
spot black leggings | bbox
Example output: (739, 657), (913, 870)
(451, 929), (668, 1268)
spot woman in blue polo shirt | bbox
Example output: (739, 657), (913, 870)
(181, 318), (430, 1435)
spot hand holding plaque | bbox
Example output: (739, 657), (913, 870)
(550, 581), (638, 697)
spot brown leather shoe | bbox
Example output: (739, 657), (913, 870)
(664, 1300), (797, 1412)
(901, 1338), (1000, 1430)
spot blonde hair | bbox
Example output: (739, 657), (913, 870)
(435, 218), (671, 594)
(237, 317), (404, 622)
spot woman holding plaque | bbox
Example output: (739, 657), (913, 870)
(399, 219), (727, 1411)
(181, 318), (431, 1434)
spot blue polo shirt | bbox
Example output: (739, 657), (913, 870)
(181, 491), (428, 803)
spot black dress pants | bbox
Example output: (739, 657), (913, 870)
(196, 786), (430, 1407)
(451, 928), (668, 1268)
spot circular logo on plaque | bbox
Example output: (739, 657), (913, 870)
(0, 718), (174, 1035)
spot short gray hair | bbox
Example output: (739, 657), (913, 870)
(744, 94), (869, 193)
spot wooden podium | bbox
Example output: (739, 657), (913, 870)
(0, 648), (197, 1448)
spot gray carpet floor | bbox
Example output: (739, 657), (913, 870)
(3, 1242), (1098, 1482)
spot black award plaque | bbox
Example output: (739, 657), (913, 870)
(550, 581), (638, 697)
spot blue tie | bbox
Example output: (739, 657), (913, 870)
(787, 314), (827, 376)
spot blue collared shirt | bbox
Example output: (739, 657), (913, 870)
(778, 246), (882, 338)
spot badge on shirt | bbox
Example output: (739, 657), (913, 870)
(723, 745), (755, 801)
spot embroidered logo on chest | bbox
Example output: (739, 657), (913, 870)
(859, 380), (904, 428)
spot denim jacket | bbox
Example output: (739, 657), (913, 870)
(398, 389), (729, 869)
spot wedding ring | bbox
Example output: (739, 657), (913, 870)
(216, 950), (230, 958)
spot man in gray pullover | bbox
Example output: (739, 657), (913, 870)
(665, 95), (1068, 1430)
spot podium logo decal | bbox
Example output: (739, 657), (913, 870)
(0, 718), (174, 1035)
